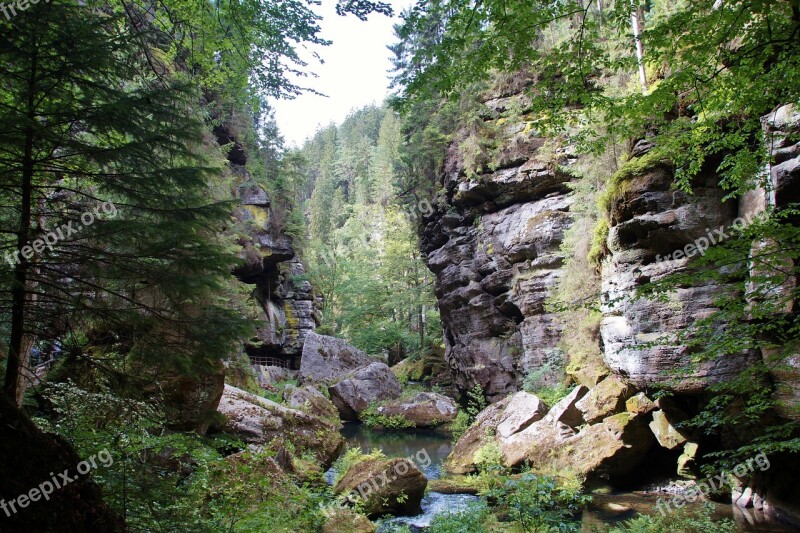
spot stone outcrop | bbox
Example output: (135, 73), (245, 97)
(328, 362), (402, 421)
(216, 385), (343, 466)
(420, 93), (576, 401)
(598, 149), (761, 391)
(299, 332), (374, 384)
(334, 457), (427, 517)
(376, 392), (458, 428)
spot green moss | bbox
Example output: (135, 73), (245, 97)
(588, 218), (610, 267)
(598, 151), (671, 214)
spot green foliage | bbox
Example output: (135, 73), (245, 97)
(487, 473), (590, 533)
(473, 442), (503, 474)
(465, 384), (488, 422)
(361, 403), (416, 430)
(450, 410), (472, 442)
(429, 501), (491, 533)
(604, 503), (734, 533)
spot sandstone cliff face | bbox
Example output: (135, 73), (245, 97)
(421, 96), (575, 401)
(227, 156), (319, 370)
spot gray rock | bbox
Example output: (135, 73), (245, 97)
(546, 385), (588, 428)
(328, 362), (402, 421)
(299, 332), (374, 384)
(377, 392), (458, 428)
(217, 385), (343, 466)
(496, 391), (548, 438)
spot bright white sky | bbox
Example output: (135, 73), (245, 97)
(270, 0), (413, 148)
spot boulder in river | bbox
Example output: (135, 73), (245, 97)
(299, 332), (374, 384)
(376, 392), (458, 428)
(334, 457), (427, 517)
(328, 362), (402, 421)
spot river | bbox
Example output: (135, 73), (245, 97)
(327, 422), (796, 532)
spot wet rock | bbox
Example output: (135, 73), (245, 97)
(576, 375), (633, 424)
(299, 332), (374, 384)
(334, 457), (427, 517)
(328, 362), (402, 421)
(496, 391), (548, 438)
(217, 385), (343, 467)
(377, 392), (458, 428)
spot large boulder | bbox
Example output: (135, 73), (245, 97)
(444, 396), (512, 474)
(217, 385), (343, 467)
(328, 362), (402, 421)
(500, 412), (654, 480)
(376, 392), (458, 428)
(496, 392), (549, 438)
(334, 457), (427, 517)
(649, 410), (690, 450)
(576, 375), (633, 424)
(299, 332), (374, 384)
(284, 385), (340, 421)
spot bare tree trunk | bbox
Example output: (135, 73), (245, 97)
(630, 1), (648, 94)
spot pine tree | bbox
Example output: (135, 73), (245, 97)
(0, 0), (250, 401)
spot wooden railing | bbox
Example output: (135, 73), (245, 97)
(249, 356), (291, 369)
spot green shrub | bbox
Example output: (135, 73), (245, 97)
(450, 410), (472, 442)
(465, 384), (487, 421)
(487, 473), (590, 533)
(361, 403), (416, 430)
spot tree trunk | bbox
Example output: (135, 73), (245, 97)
(4, 53), (37, 402)
(630, 1), (648, 94)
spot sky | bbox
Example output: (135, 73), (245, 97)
(270, 0), (413, 148)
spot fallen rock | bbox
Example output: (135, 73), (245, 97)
(500, 413), (653, 480)
(376, 392), (458, 428)
(284, 384), (340, 421)
(545, 385), (588, 428)
(217, 385), (343, 467)
(329, 362), (402, 421)
(678, 442), (699, 478)
(649, 410), (689, 450)
(496, 391), (549, 438)
(445, 396), (512, 474)
(299, 332), (374, 384)
(626, 392), (656, 416)
(334, 457), (427, 517)
(576, 375), (633, 424)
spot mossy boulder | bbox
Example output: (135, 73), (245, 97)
(444, 395), (512, 474)
(575, 375), (633, 424)
(334, 457), (427, 517)
(376, 392), (458, 428)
